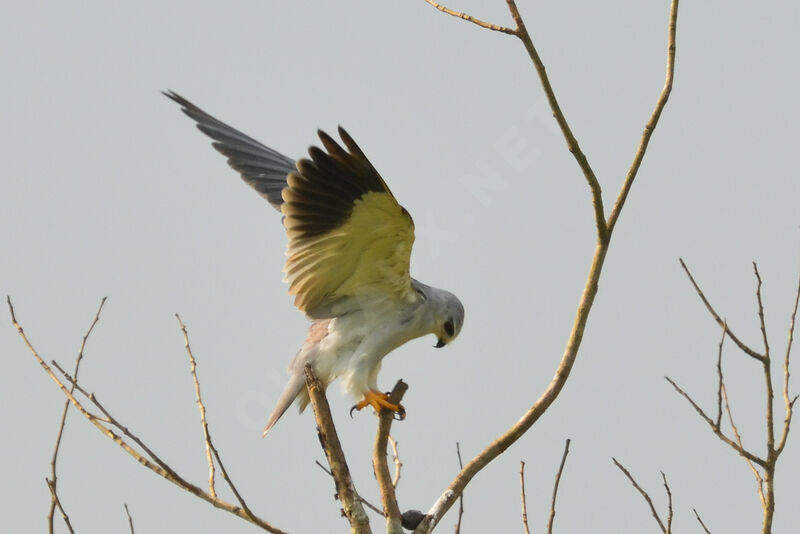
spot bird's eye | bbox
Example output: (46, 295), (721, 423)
(443, 319), (455, 337)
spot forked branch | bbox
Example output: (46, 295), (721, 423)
(613, 459), (672, 533)
(47, 296), (106, 534)
(669, 261), (800, 533)
(414, 2), (680, 531)
(8, 298), (288, 534)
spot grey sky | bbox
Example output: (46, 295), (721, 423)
(3, 1), (799, 532)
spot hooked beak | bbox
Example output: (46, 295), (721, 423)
(435, 338), (446, 348)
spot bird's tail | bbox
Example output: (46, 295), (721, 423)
(262, 374), (305, 437)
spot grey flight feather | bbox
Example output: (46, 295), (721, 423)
(163, 90), (295, 210)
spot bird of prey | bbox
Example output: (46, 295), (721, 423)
(165, 91), (464, 435)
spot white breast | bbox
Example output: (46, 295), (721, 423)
(312, 296), (429, 399)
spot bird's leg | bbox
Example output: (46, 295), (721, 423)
(349, 389), (406, 420)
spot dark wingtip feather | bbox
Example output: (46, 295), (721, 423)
(162, 90), (193, 109)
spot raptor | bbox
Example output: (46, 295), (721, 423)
(165, 92), (464, 435)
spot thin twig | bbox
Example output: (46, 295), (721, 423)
(209, 422), (258, 519)
(612, 459), (666, 533)
(665, 376), (767, 467)
(754, 263), (771, 361)
(360, 497), (388, 518)
(373, 380), (408, 534)
(422, 0), (516, 35)
(776, 267), (800, 455)
(455, 443), (464, 534)
(715, 323), (727, 429)
(47, 297), (106, 534)
(413, 3), (680, 529)
(519, 461), (530, 534)
(714, 320), (767, 505)
(176, 314), (216, 499)
(722, 381), (765, 507)
(314, 460), (385, 518)
(754, 264), (777, 459)
(8, 298), (289, 534)
(305, 363), (372, 534)
(176, 314), (260, 520)
(547, 439), (571, 534)
(679, 259), (765, 362)
(660, 471), (673, 534)
(46, 478), (75, 534)
(124, 503), (135, 534)
(692, 508), (712, 534)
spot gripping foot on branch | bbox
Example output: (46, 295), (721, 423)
(350, 389), (406, 420)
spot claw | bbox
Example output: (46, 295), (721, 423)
(350, 389), (406, 420)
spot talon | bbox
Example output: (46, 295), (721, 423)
(350, 397), (371, 418)
(351, 389), (406, 419)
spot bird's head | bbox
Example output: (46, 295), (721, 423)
(412, 280), (464, 348)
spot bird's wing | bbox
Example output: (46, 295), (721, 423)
(164, 90), (295, 210)
(283, 127), (416, 318)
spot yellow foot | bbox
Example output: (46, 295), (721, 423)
(350, 389), (406, 420)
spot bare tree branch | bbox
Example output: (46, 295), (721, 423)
(692, 508), (712, 534)
(547, 439), (571, 534)
(8, 297), (289, 534)
(721, 375), (765, 508)
(665, 376), (767, 467)
(661, 471), (673, 534)
(679, 259), (765, 362)
(715, 323), (727, 429)
(605, 0), (679, 236)
(47, 297), (106, 534)
(455, 443), (464, 534)
(174, 316), (260, 521)
(176, 314), (216, 498)
(753, 265), (777, 463)
(304, 363), (371, 534)
(754, 263), (771, 358)
(612, 459), (667, 533)
(314, 461), (385, 518)
(505, 0), (606, 240)
(414, 3), (680, 530)
(45, 478), (75, 534)
(519, 461), (530, 534)
(673, 262), (800, 533)
(422, 0), (516, 35)
(124, 503), (135, 534)
(373, 380), (408, 534)
(776, 267), (800, 455)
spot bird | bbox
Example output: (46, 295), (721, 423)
(164, 91), (465, 435)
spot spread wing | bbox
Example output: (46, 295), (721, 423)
(282, 127), (416, 317)
(165, 91), (416, 318)
(164, 90), (294, 210)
